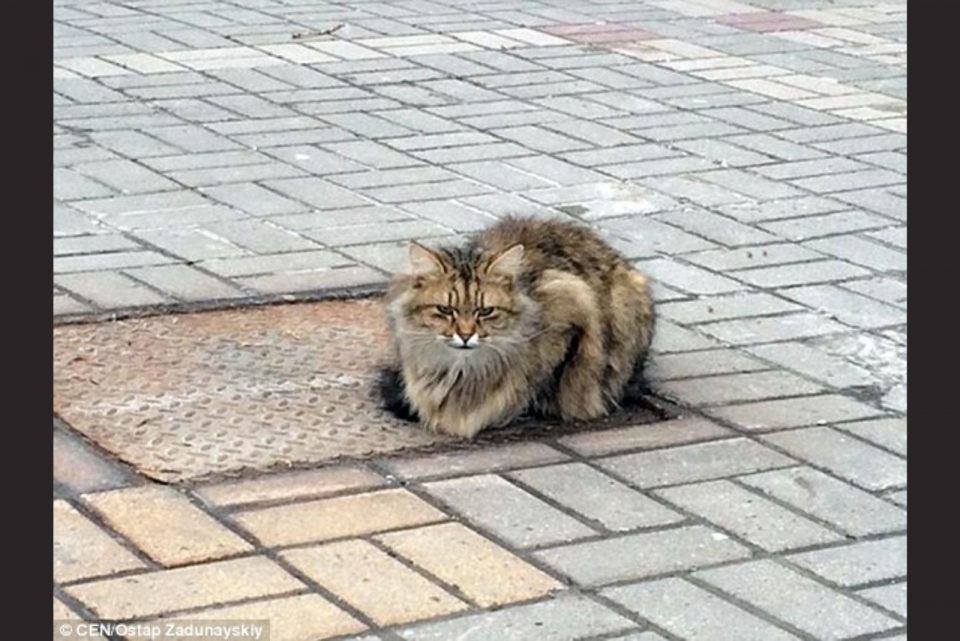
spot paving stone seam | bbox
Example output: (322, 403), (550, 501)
(724, 475), (902, 540)
(825, 424), (908, 461)
(689, 556), (907, 636)
(59, 495), (161, 576)
(174, 490), (385, 633)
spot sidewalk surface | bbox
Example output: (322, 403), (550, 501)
(54, 0), (906, 639)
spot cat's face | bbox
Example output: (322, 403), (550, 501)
(394, 242), (532, 352)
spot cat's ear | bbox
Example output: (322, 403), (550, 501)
(408, 241), (446, 275)
(485, 244), (525, 277)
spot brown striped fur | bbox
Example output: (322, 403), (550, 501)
(381, 216), (655, 438)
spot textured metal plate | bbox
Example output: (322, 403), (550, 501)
(54, 299), (669, 483)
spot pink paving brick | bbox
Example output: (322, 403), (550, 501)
(717, 12), (823, 32)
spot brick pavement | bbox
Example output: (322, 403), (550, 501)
(54, 0), (906, 638)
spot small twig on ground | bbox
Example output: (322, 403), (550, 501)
(291, 23), (344, 40)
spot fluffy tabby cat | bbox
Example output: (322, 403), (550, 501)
(378, 216), (655, 438)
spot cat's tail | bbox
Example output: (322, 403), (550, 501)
(375, 363), (419, 422)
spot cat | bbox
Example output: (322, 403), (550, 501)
(377, 216), (655, 439)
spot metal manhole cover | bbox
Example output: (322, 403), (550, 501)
(54, 299), (672, 483)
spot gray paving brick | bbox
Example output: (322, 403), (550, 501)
(545, 119), (640, 147)
(761, 210), (891, 241)
(659, 370), (823, 407)
(124, 264), (246, 301)
(237, 265), (385, 294)
(739, 467), (906, 538)
(330, 166), (457, 190)
(362, 179), (492, 204)
(715, 196), (847, 224)
(71, 190), (210, 217)
(697, 312), (850, 345)
(746, 342), (878, 389)
(137, 229), (248, 261)
(448, 160), (555, 192)
(264, 145), (369, 176)
(804, 235), (905, 272)
(415, 142), (532, 164)
(749, 102), (843, 127)
(54, 293), (93, 316)
(505, 155), (606, 186)
(601, 218), (716, 257)
(373, 108), (464, 133)
(396, 593), (634, 641)
(857, 582), (906, 619)
(724, 133), (826, 162)
(832, 187), (906, 220)
(559, 143), (678, 168)
(203, 220), (319, 254)
(603, 578), (801, 641)
(779, 123), (888, 144)
(763, 427), (905, 491)
(648, 349), (769, 381)
(658, 480), (842, 551)
(696, 560), (899, 640)
(54, 250), (175, 274)
(54, 205), (108, 237)
(56, 271), (170, 308)
(698, 169), (806, 200)
(145, 124), (242, 153)
(455, 193), (553, 218)
(423, 474), (595, 548)
(637, 175), (752, 208)
(635, 258), (746, 296)
(200, 250), (350, 278)
(654, 210), (781, 247)
(54, 168), (116, 200)
(263, 177), (372, 210)
(650, 320), (723, 353)
(671, 138), (774, 167)
(789, 536), (906, 587)
(559, 416), (734, 458)
(732, 260), (870, 288)
(793, 169), (903, 194)
(492, 125), (593, 153)
(812, 133), (906, 156)
(201, 183), (309, 217)
(781, 285), (903, 328)
(535, 525), (751, 586)
(304, 220), (453, 248)
(707, 394), (883, 432)
(206, 94), (297, 119)
(508, 463), (683, 532)
(323, 140), (422, 169)
(88, 130), (182, 158)
(400, 201), (500, 232)
(54, 234), (141, 256)
(866, 226), (907, 250)
(604, 156), (717, 180)
(598, 438), (794, 490)
(274, 206), (413, 232)
(833, 417), (906, 456)
(170, 162), (308, 187)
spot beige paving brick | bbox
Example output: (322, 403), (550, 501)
(66, 557), (303, 620)
(196, 467), (385, 507)
(85, 487), (252, 566)
(377, 522), (562, 607)
(559, 416), (734, 457)
(281, 540), (467, 626)
(54, 500), (146, 583)
(232, 488), (447, 547)
(152, 594), (366, 641)
(54, 597), (108, 639)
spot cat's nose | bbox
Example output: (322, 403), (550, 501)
(456, 331), (473, 343)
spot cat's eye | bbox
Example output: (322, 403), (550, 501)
(476, 307), (495, 317)
(436, 305), (455, 316)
